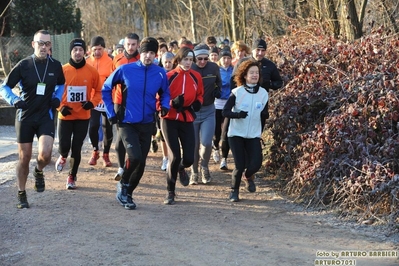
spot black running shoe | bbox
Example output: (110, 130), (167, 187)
(229, 189), (239, 202)
(151, 139), (158, 153)
(33, 167), (45, 192)
(164, 191), (175, 205)
(178, 168), (189, 186)
(17, 191), (29, 209)
(243, 176), (256, 193)
(125, 194), (136, 210)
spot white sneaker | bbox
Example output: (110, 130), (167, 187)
(55, 156), (66, 172)
(212, 149), (220, 163)
(114, 167), (124, 181)
(220, 158), (228, 170)
(189, 173), (199, 185)
(161, 157), (168, 171)
(201, 167), (212, 184)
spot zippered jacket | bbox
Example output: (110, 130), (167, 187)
(102, 60), (170, 124)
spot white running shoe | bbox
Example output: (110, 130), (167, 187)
(212, 149), (220, 163)
(161, 157), (168, 171)
(55, 156), (66, 172)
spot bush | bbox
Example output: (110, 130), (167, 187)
(264, 23), (399, 227)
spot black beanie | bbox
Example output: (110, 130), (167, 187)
(90, 36), (106, 48)
(69, 38), (86, 53)
(252, 38), (267, 50)
(219, 48), (232, 58)
(139, 37), (159, 53)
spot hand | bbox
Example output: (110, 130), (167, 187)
(109, 116), (117, 125)
(160, 107), (169, 117)
(60, 106), (73, 116)
(213, 89), (221, 99)
(237, 111), (248, 118)
(191, 100), (201, 112)
(14, 100), (28, 110)
(50, 98), (60, 109)
(172, 94), (184, 110)
(81, 101), (94, 110)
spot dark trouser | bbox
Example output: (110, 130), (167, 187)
(160, 118), (195, 192)
(228, 136), (262, 189)
(89, 109), (113, 153)
(118, 123), (153, 194)
(213, 109), (224, 150)
(115, 125), (126, 168)
(57, 119), (89, 176)
(220, 117), (230, 159)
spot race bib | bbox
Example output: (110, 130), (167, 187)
(67, 86), (87, 103)
(95, 103), (106, 112)
(36, 83), (46, 95)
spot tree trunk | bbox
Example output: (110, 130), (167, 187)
(231, 0), (237, 41)
(381, 0), (399, 33)
(342, 0), (362, 40)
(189, 0), (197, 42)
(324, 0), (340, 38)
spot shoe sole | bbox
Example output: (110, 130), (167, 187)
(67, 185), (76, 189)
(114, 174), (122, 181)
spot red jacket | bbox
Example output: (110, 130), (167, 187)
(162, 66), (203, 122)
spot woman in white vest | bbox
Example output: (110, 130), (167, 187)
(222, 60), (268, 202)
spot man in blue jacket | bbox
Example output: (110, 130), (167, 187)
(0, 29), (65, 209)
(102, 37), (170, 210)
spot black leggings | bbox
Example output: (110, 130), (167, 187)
(228, 136), (262, 189)
(118, 123), (153, 194)
(160, 118), (195, 192)
(89, 109), (113, 153)
(115, 125), (126, 168)
(57, 119), (89, 176)
(220, 117), (230, 158)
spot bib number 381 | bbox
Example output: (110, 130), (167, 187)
(67, 86), (87, 103)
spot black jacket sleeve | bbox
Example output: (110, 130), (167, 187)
(222, 93), (241, 119)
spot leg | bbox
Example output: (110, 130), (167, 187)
(69, 120), (90, 176)
(16, 143), (33, 191)
(101, 112), (113, 166)
(88, 110), (101, 165)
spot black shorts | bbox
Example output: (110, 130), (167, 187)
(15, 118), (55, 143)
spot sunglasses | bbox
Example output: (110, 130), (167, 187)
(35, 41), (52, 47)
(197, 57), (209, 61)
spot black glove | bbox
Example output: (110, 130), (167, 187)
(160, 107), (169, 117)
(237, 111), (248, 118)
(60, 106), (73, 116)
(191, 100), (202, 112)
(172, 94), (184, 110)
(81, 101), (94, 110)
(109, 116), (117, 125)
(14, 100), (28, 110)
(50, 98), (60, 109)
(213, 89), (221, 99)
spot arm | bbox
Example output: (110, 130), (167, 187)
(90, 70), (102, 107)
(222, 93), (247, 119)
(0, 83), (20, 105)
(159, 70), (171, 110)
(102, 69), (120, 119)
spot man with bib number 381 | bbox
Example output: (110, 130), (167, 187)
(0, 29), (65, 209)
(54, 38), (102, 189)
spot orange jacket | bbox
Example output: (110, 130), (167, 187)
(58, 62), (102, 120)
(112, 52), (140, 104)
(86, 52), (113, 107)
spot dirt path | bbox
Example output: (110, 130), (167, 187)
(0, 138), (398, 266)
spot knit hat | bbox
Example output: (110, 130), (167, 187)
(115, 44), (124, 49)
(210, 47), (219, 55)
(90, 36), (106, 48)
(206, 36), (217, 45)
(219, 48), (232, 58)
(139, 37), (159, 53)
(70, 38), (86, 53)
(252, 38), (267, 50)
(162, 51), (175, 61)
(193, 43), (209, 57)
